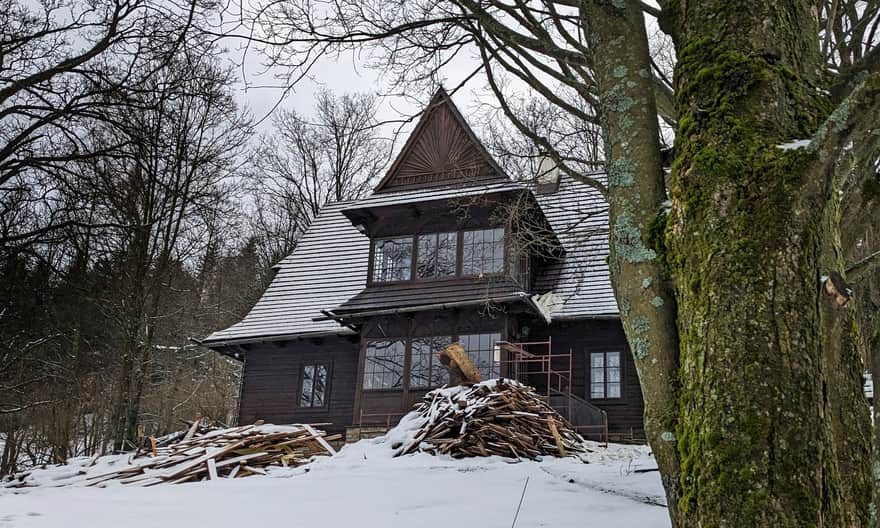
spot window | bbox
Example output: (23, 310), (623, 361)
(460, 332), (502, 380)
(300, 364), (329, 407)
(372, 237), (413, 282)
(363, 340), (406, 389)
(590, 352), (621, 399)
(462, 228), (505, 276)
(417, 232), (458, 279)
(410, 336), (453, 389)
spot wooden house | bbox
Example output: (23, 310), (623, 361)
(201, 89), (645, 442)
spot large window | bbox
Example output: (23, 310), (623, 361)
(417, 232), (458, 279)
(590, 351), (621, 399)
(462, 228), (505, 276)
(460, 332), (502, 380)
(363, 340), (406, 389)
(372, 237), (413, 282)
(300, 364), (329, 408)
(410, 336), (453, 389)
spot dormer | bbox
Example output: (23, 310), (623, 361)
(331, 88), (562, 320)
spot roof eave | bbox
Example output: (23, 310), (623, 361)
(195, 328), (358, 350)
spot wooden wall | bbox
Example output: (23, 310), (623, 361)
(531, 318), (645, 436)
(237, 335), (360, 434)
(233, 315), (644, 439)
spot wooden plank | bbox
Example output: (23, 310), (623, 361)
(182, 417), (202, 442)
(206, 458), (218, 480)
(302, 424), (336, 455)
(547, 417), (566, 457)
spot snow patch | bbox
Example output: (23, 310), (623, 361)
(530, 291), (563, 323)
(776, 139), (812, 151)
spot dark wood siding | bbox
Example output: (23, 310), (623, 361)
(534, 318), (644, 436)
(237, 335), (360, 434)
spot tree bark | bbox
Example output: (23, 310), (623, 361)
(660, 1), (873, 525)
(586, 1), (682, 522)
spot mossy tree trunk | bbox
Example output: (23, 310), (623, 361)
(654, 1), (875, 526)
(586, 1), (878, 526)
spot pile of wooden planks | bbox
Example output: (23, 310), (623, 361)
(83, 422), (339, 487)
(392, 379), (585, 460)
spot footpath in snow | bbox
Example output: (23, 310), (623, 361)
(0, 437), (669, 528)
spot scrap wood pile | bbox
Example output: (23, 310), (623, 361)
(390, 378), (586, 460)
(4, 421), (339, 489)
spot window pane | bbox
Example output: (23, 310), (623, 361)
(608, 366), (620, 383)
(437, 232), (457, 276)
(373, 238), (413, 282)
(313, 365), (327, 406)
(410, 337), (432, 389)
(460, 332), (501, 380)
(300, 365), (314, 407)
(416, 235), (437, 278)
(363, 340), (406, 389)
(591, 385), (605, 399)
(607, 352), (620, 368)
(461, 228), (505, 276)
(417, 232), (457, 279)
(591, 352), (604, 368)
(411, 336), (452, 389)
(607, 383), (621, 398)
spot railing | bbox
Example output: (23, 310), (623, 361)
(549, 389), (608, 445)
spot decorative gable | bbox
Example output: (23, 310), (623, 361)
(373, 88), (510, 193)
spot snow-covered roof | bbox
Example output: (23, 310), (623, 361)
(201, 174), (617, 347)
(533, 175), (617, 318)
(200, 201), (369, 346)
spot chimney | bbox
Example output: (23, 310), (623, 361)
(535, 156), (560, 194)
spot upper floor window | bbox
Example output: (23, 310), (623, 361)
(299, 363), (329, 408)
(417, 232), (458, 279)
(590, 351), (621, 399)
(462, 228), (505, 276)
(373, 237), (413, 282)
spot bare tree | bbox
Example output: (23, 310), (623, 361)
(250, 90), (388, 273)
(0, 0), (202, 249)
(74, 37), (252, 450)
(225, 0), (880, 525)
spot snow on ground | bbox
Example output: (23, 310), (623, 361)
(0, 437), (669, 528)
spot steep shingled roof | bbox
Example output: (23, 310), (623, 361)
(200, 201), (369, 346)
(201, 175), (617, 347)
(532, 175), (617, 318)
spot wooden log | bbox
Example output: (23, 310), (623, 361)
(438, 343), (482, 385)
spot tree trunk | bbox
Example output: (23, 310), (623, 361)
(586, 1), (682, 522)
(660, 1), (872, 525)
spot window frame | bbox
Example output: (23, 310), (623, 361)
(409, 335), (454, 389)
(362, 338), (408, 391)
(414, 231), (459, 281)
(298, 362), (331, 409)
(369, 236), (415, 284)
(367, 227), (507, 285)
(461, 227), (507, 278)
(361, 331), (504, 393)
(588, 351), (624, 402)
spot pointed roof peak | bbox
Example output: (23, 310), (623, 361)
(372, 88), (510, 193)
